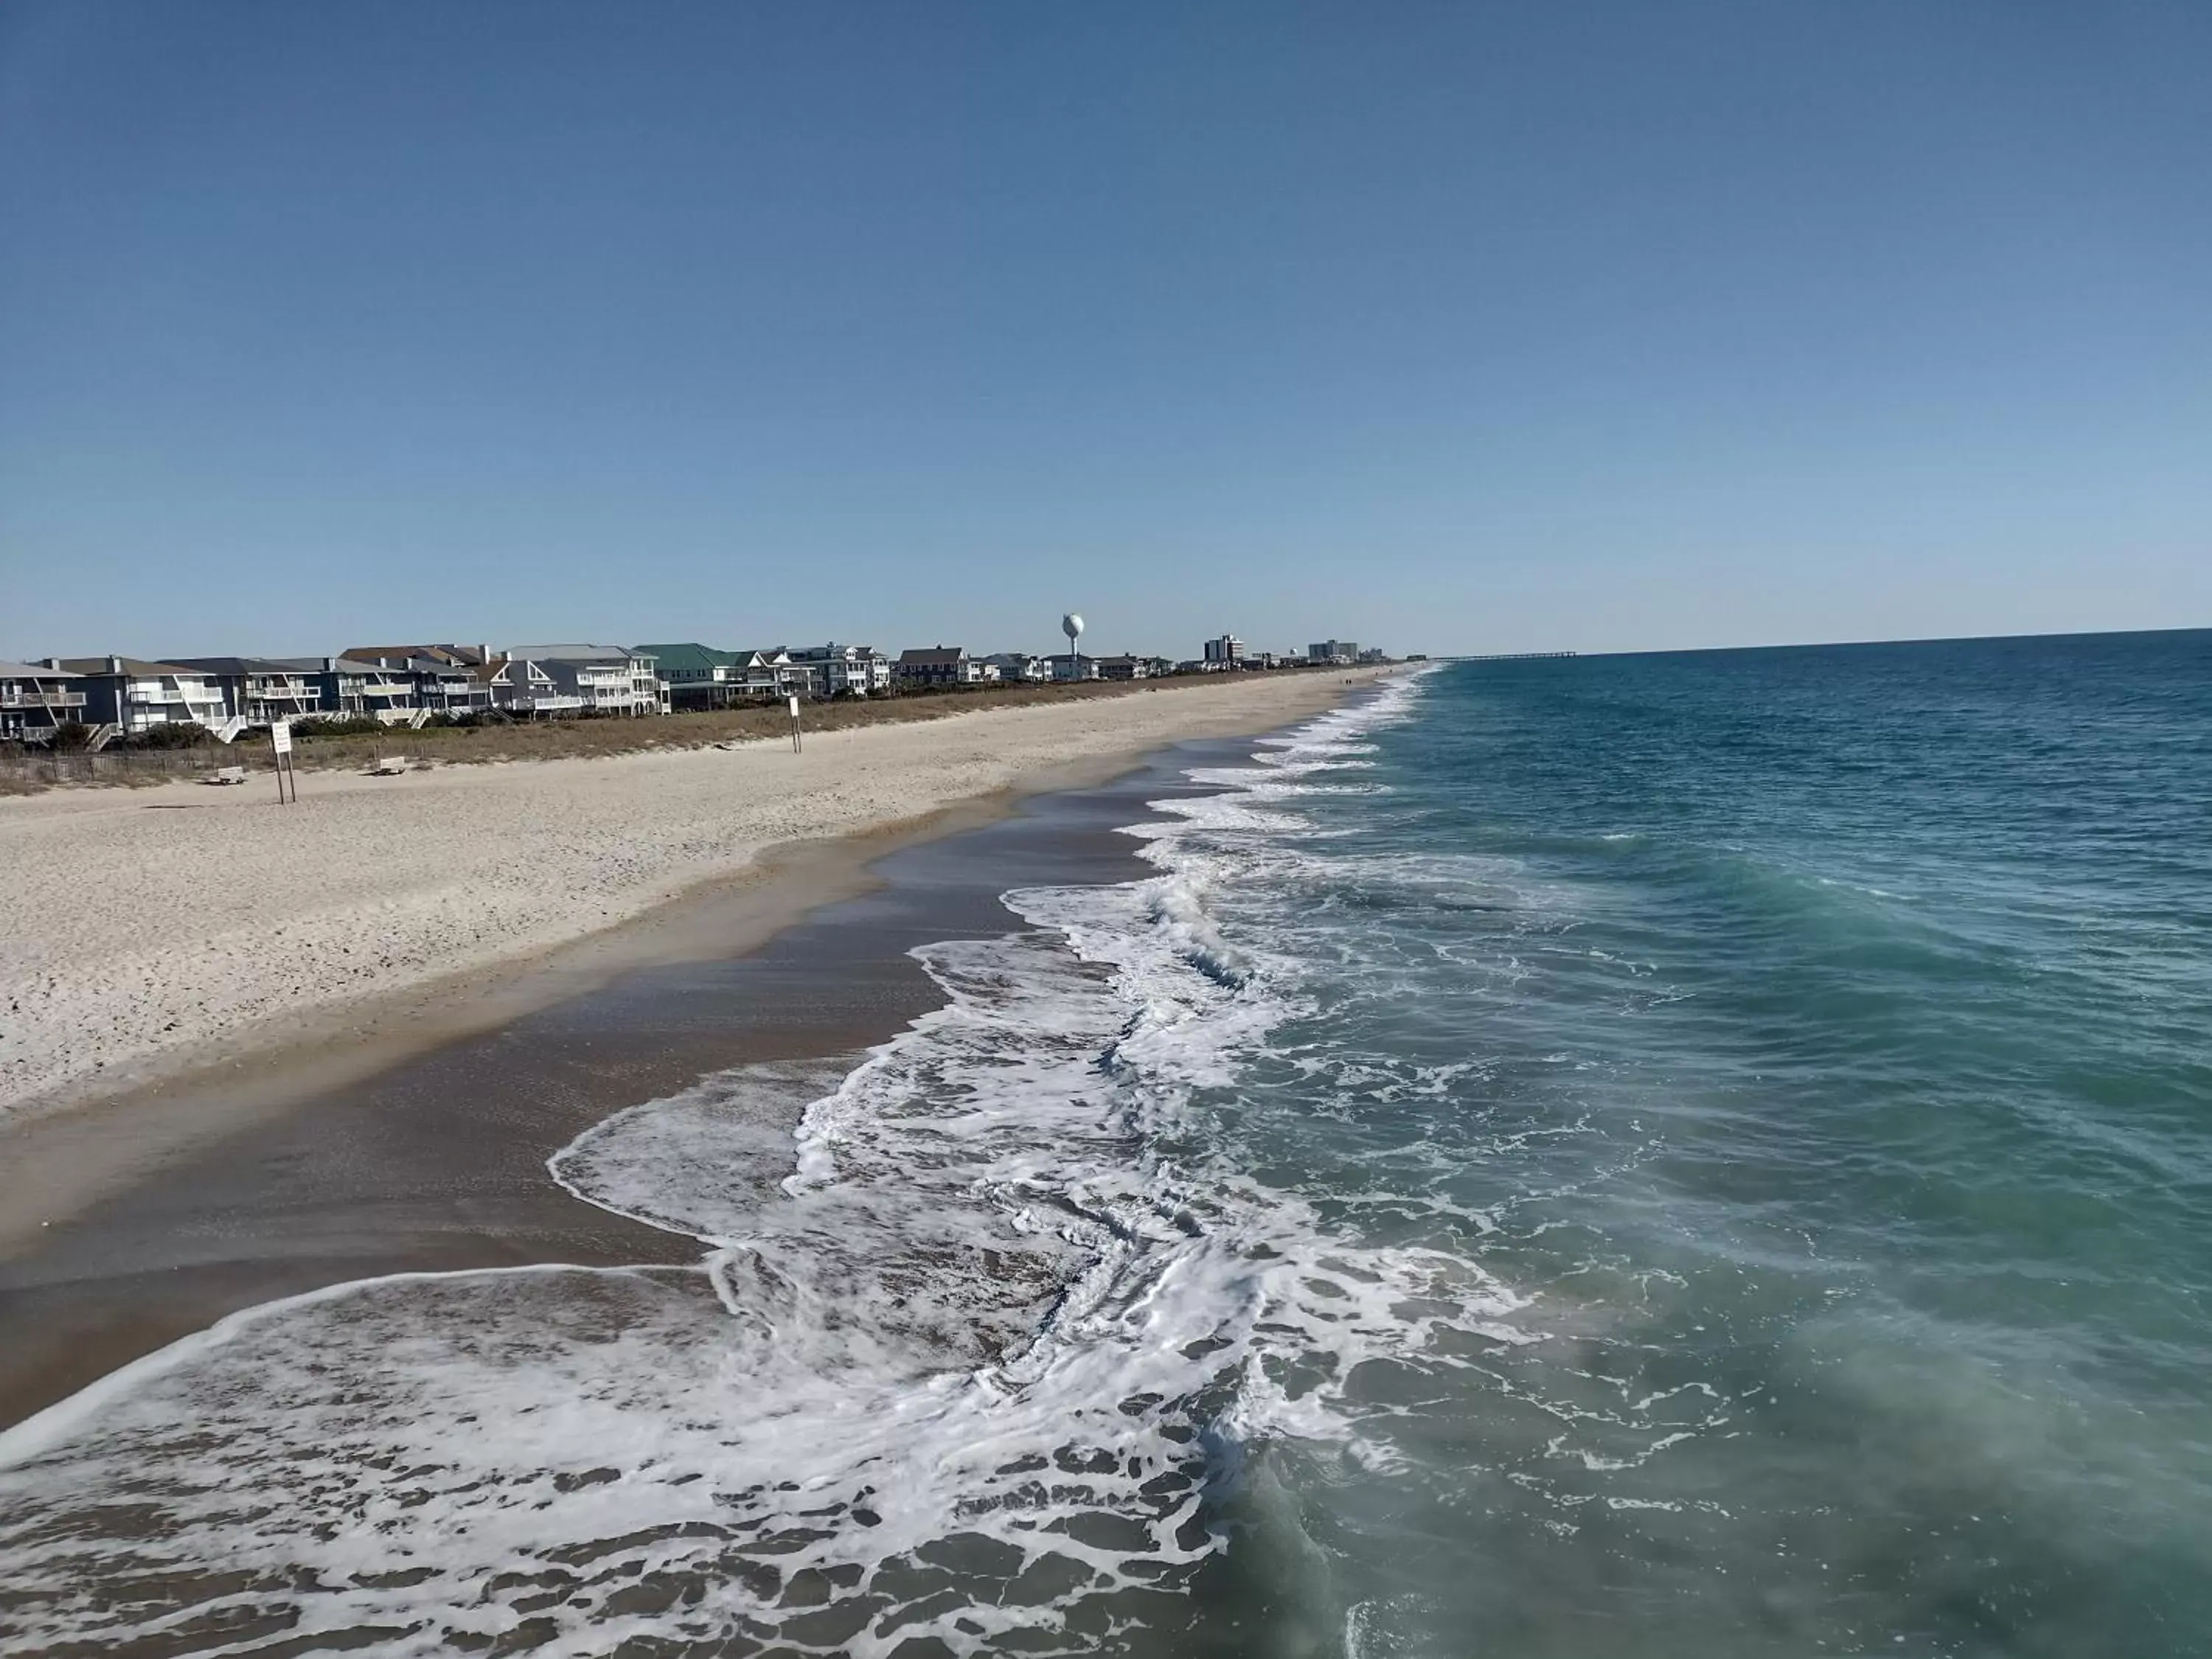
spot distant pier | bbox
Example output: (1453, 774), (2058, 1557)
(1460, 651), (1578, 661)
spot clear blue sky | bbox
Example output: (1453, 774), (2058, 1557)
(1, 1), (2206, 661)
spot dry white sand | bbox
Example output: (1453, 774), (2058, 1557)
(0, 673), (1378, 1121)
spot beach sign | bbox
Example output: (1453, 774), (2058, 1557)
(269, 719), (297, 804)
(789, 694), (802, 753)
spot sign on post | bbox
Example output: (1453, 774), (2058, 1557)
(788, 695), (802, 754)
(269, 720), (297, 804)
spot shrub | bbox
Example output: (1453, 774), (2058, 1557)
(125, 722), (212, 751)
(49, 721), (93, 751)
(293, 715), (385, 738)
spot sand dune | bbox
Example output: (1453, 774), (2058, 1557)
(0, 672), (1377, 1121)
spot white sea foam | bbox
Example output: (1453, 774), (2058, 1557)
(0, 668), (1518, 1656)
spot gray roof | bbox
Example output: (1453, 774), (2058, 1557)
(255, 655), (408, 675)
(501, 644), (644, 663)
(167, 656), (324, 677)
(0, 661), (80, 678)
(55, 656), (211, 678)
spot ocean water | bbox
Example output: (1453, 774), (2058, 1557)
(4, 630), (2210, 1657)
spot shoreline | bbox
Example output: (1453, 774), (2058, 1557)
(0, 690), (1367, 1430)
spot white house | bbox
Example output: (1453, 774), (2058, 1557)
(787, 643), (894, 698)
(730, 648), (813, 700)
(981, 653), (1051, 684)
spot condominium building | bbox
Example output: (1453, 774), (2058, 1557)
(344, 645), (500, 717)
(296, 656), (422, 723)
(53, 657), (234, 737)
(0, 661), (86, 741)
(166, 658), (327, 728)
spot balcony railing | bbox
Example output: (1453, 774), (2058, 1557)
(0, 690), (88, 710)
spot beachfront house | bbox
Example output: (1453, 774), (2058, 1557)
(0, 661), (86, 742)
(470, 654), (578, 718)
(1096, 655), (1151, 681)
(167, 658), (328, 729)
(1048, 652), (1099, 682)
(55, 657), (237, 740)
(294, 656), (422, 723)
(787, 644), (894, 698)
(411, 654), (495, 716)
(730, 649), (813, 700)
(981, 652), (1050, 684)
(501, 645), (666, 716)
(895, 647), (995, 689)
(344, 644), (502, 718)
(633, 643), (745, 710)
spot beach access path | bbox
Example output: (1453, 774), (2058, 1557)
(1, 670), (1381, 1129)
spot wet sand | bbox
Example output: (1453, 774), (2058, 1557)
(0, 739), (1242, 1431)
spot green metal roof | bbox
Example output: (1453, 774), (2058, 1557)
(630, 642), (739, 673)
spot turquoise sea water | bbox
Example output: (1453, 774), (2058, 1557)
(4, 630), (2208, 1656)
(1192, 631), (2212, 1655)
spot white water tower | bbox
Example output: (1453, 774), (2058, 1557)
(1061, 611), (1084, 653)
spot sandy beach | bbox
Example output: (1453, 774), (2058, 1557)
(0, 671), (1378, 1133)
(0, 709), (1286, 1430)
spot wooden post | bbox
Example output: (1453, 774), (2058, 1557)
(789, 694), (801, 753)
(271, 720), (296, 804)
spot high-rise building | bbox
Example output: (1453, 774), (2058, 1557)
(1203, 633), (1245, 665)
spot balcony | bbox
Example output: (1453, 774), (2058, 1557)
(0, 689), (87, 712)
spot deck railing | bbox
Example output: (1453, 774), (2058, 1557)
(0, 689), (88, 711)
